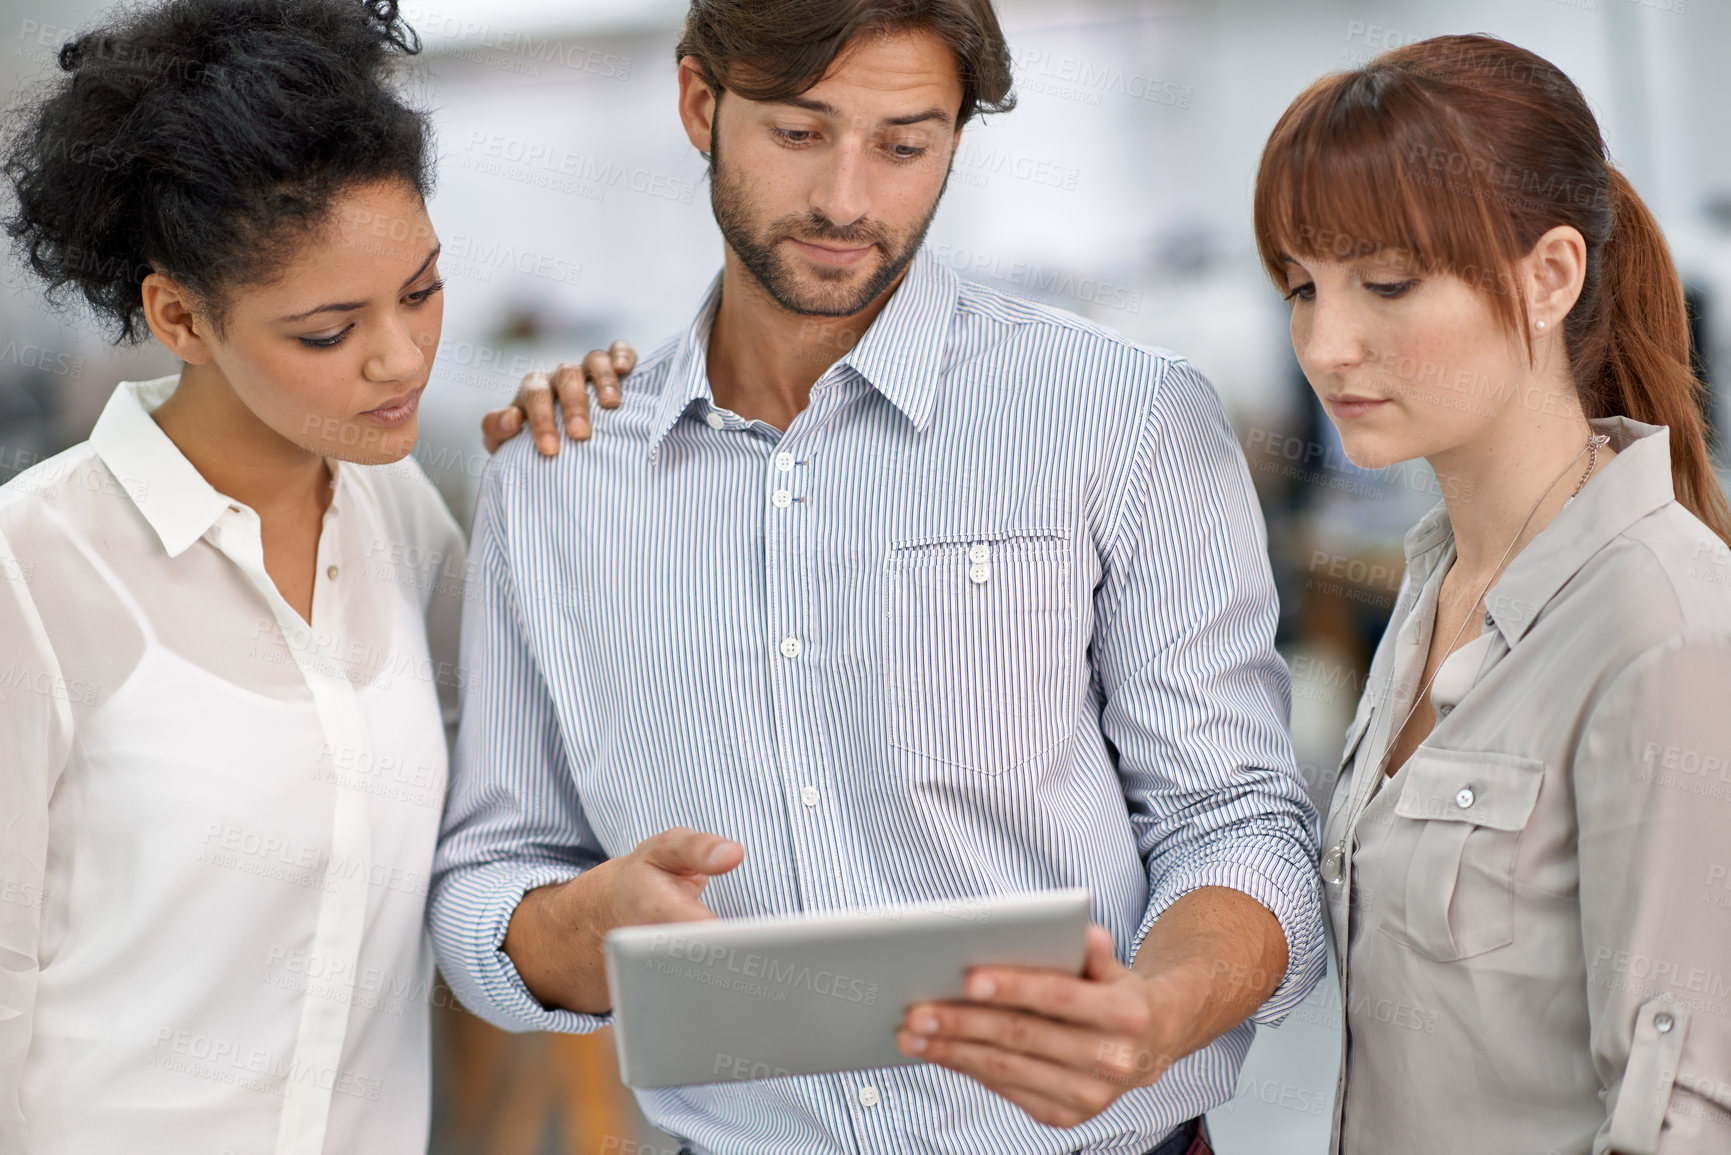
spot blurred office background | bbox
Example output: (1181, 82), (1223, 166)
(3, 0), (1728, 1150)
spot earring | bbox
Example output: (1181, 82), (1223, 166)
(1535, 319), (1547, 331)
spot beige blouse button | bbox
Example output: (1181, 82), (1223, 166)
(1438, 705), (1453, 719)
(1455, 786), (1475, 809)
(1654, 1012), (1675, 1033)
(326, 565), (339, 580)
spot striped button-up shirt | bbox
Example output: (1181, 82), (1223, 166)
(430, 246), (1324, 1155)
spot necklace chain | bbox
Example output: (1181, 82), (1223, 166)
(1320, 431), (1611, 887)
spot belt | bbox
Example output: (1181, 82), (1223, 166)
(1143, 1115), (1212, 1155)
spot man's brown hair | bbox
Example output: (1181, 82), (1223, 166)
(676, 0), (1016, 127)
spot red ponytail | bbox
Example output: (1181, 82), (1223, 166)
(1582, 169), (1731, 541)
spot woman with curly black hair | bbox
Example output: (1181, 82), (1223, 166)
(0, 2), (461, 1150)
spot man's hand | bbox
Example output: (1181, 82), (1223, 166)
(481, 340), (637, 455)
(897, 887), (1287, 1129)
(894, 926), (1184, 1128)
(502, 826), (743, 1016)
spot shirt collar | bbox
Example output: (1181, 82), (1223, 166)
(834, 244), (957, 431)
(1484, 416), (1674, 643)
(644, 245), (958, 461)
(89, 374), (349, 558)
(646, 274), (725, 462)
(1404, 416), (1676, 646)
(89, 376), (233, 558)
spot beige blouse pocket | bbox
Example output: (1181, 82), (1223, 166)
(1379, 748), (1544, 961)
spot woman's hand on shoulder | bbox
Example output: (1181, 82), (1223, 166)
(480, 340), (637, 455)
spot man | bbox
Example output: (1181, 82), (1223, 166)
(431, 2), (1324, 1152)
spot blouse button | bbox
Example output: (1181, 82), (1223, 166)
(1654, 1012), (1675, 1034)
(1455, 786), (1476, 810)
(1437, 705), (1452, 719)
(326, 565), (339, 580)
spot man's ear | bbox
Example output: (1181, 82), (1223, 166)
(140, 272), (217, 364)
(676, 56), (719, 159)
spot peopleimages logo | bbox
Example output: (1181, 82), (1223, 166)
(1012, 48), (1192, 109)
(400, 5), (633, 78)
(929, 244), (1142, 314)
(648, 930), (881, 1007)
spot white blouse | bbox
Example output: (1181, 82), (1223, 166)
(0, 376), (466, 1154)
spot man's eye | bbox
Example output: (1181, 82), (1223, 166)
(888, 144), (927, 162)
(772, 128), (815, 145)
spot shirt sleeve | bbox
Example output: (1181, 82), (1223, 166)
(0, 524), (75, 1145)
(427, 458), (611, 1035)
(1093, 357), (1325, 1025)
(1577, 634), (1731, 1155)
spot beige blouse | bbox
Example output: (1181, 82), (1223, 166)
(1323, 417), (1731, 1155)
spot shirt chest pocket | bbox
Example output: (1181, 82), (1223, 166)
(1378, 748), (1545, 962)
(882, 531), (1080, 775)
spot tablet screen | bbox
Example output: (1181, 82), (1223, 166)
(603, 888), (1092, 1087)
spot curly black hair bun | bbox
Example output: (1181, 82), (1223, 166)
(4, 0), (433, 343)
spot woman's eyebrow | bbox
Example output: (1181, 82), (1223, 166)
(278, 244), (441, 323)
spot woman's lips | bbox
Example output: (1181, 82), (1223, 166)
(360, 386), (423, 427)
(1326, 394), (1389, 420)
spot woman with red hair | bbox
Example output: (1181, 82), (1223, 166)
(1254, 34), (1731, 1155)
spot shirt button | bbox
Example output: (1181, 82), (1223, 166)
(775, 452), (796, 472)
(1483, 611), (1494, 629)
(1455, 786), (1475, 809)
(772, 490), (792, 509)
(326, 565), (339, 580)
(800, 785), (820, 807)
(1654, 1011), (1675, 1034)
(780, 635), (803, 659)
(705, 412), (726, 430)
(968, 544), (990, 564)
(858, 1084), (880, 1107)
(968, 564), (991, 585)
(1437, 704), (1452, 719)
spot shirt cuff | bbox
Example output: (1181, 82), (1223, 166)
(430, 859), (613, 1035)
(1131, 833), (1325, 1026)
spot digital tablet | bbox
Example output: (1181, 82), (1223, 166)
(603, 888), (1092, 1088)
